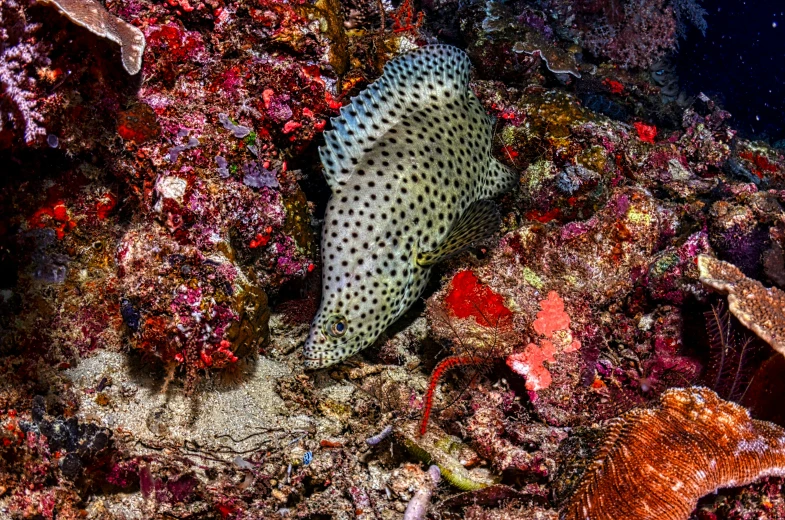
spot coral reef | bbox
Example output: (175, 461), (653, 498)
(581, 0), (678, 70)
(1, 0), (785, 517)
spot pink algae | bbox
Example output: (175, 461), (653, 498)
(506, 291), (581, 391)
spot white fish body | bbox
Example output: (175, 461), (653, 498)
(303, 44), (516, 369)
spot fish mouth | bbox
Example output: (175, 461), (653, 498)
(303, 330), (352, 369)
(302, 355), (339, 370)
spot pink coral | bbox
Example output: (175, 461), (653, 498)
(532, 291), (571, 336)
(582, 0), (677, 69)
(507, 343), (555, 391)
(506, 292), (580, 391)
(0, 0), (49, 143)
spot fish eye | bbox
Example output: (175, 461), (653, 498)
(325, 315), (348, 338)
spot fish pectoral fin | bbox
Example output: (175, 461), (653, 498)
(416, 200), (501, 267)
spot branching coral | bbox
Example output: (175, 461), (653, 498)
(582, 0), (678, 69)
(0, 0), (49, 143)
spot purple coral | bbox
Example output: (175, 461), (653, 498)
(582, 0), (677, 69)
(0, 0), (49, 143)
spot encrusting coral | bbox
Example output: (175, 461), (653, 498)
(563, 387), (785, 520)
(698, 254), (785, 358)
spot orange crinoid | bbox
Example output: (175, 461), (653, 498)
(563, 387), (785, 520)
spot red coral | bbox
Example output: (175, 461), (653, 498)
(634, 122), (658, 144)
(95, 192), (117, 220)
(390, 0), (424, 34)
(602, 78), (625, 95)
(739, 150), (780, 179)
(526, 208), (561, 223)
(444, 270), (512, 327)
(28, 200), (77, 239)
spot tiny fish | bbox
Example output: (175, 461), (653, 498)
(304, 45), (516, 369)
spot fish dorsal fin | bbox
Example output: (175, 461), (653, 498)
(319, 45), (472, 190)
(416, 200), (500, 267)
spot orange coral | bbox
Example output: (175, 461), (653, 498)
(506, 342), (555, 391)
(532, 291), (571, 336)
(564, 387), (785, 520)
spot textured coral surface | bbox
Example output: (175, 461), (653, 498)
(564, 387), (785, 520)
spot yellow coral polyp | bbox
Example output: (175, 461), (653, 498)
(626, 207), (652, 226)
(522, 267), (544, 289)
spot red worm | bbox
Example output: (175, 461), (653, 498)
(419, 355), (488, 436)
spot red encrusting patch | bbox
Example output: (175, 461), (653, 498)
(29, 200), (77, 239)
(526, 208), (561, 223)
(633, 122), (658, 144)
(117, 104), (161, 144)
(249, 226), (273, 249)
(95, 192), (117, 220)
(444, 270), (512, 327)
(602, 78), (625, 95)
(739, 150), (780, 179)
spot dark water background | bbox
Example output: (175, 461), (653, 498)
(677, 1), (785, 144)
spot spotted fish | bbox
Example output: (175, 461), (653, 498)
(303, 44), (517, 369)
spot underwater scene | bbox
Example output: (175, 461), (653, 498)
(1, 0), (785, 517)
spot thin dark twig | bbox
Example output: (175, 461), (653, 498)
(214, 429), (278, 444)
